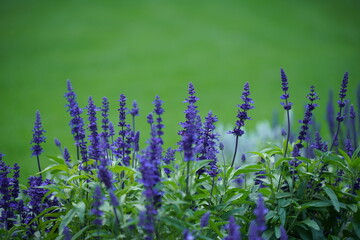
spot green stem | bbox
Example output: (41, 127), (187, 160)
(186, 160), (191, 195)
(231, 135), (239, 168)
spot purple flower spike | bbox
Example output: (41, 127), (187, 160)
(54, 138), (61, 148)
(118, 94), (128, 130)
(64, 80), (88, 170)
(163, 147), (176, 176)
(129, 100), (139, 117)
(200, 211), (211, 228)
(87, 97), (101, 162)
(229, 82), (254, 167)
(31, 110), (46, 157)
(229, 82), (254, 137)
(280, 68), (293, 110)
(63, 226), (72, 240)
(248, 194), (268, 240)
(183, 229), (195, 240)
(223, 216), (241, 240)
(330, 72), (350, 151)
(179, 82), (201, 162)
(280, 225), (288, 240)
(153, 95), (165, 144)
(311, 131), (328, 152)
(100, 97), (110, 151)
(91, 185), (104, 226)
(63, 147), (71, 164)
(294, 85), (319, 153)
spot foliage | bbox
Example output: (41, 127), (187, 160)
(0, 70), (360, 240)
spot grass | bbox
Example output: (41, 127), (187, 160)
(0, 0), (359, 182)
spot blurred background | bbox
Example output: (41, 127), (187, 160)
(1, 0), (359, 182)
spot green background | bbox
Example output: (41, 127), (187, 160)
(1, 0), (359, 182)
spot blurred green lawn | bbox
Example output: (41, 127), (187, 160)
(1, 0), (359, 182)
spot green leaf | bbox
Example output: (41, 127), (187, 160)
(72, 226), (91, 240)
(59, 209), (76, 235)
(73, 201), (86, 223)
(301, 201), (332, 209)
(301, 219), (320, 230)
(324, 186), (340, 212)
(41, 164), (68, 174)
(353, 221), (360, 239)
(111, 165), (136, 174)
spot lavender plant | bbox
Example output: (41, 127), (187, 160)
(0, 71), (359, 240)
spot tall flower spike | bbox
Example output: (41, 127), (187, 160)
(330, 72), (349, 151)
(153, 95), (165, 145)
(31, 110), (46, 174)
(100, 97), (110, 152)
(280, 69), (292, 157)
(64, 80), (88, 170)
(229, 82), (254, 167)
(294, 85), (319, 153)
(200, 211), (210, 228)
(179, 82), (201, 162)
(248, 194), (268, 240)
(348, 104), (357, 149)
(223, 216), (241, 240)
(139, 126), (163, 240)
(198, 111), (220, 177)
(91, 185), (104, 226)
(87, 97), (101, 162)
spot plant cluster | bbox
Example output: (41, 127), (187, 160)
(0, 70), (360, 240)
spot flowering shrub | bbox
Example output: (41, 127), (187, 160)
(0, 70), (359, 240)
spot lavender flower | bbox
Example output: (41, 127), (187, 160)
(25, 176), (59, 234)
(280, 68), (293, 110)
(129, 100), (139, 117)
(147, 113), (154, 125)
(54, 138), (62, 150)
(91, 185), (104, 226)
(254, 171), (266, 189)
(64, 80), (88, 170)
(293, 86), (319, 154)
(153, 95), (165, 145)
(0, 161), (13, 229)
(87, 97), (101, 162)
(330, 72), (349, 151)
(139, 206), (156, 240)
(248, 194), (268, 240)
(63, 226), (72, 240)
(63, 147), (71, 164)
(200, 211), (210, 228)
(109, 121), (115, 142)
(345, 139), (354, 157)
(113, 94), (133, 166)
(223, 216), (241, 240)
(280, 225), (288, 240)
(163, 147), (176, 176)
(229, 82), (254, 167)
(348, 104), (357, 149)
(311, 131), (328, 152)
(280, 69), (293, 157)
(31, 110), (46, 174)
(100, 97), (111, 152)
(183, 229), (195, 240)
(198, 111), (220, 177)
(98, 158), (115, 191)
(179, 82), (201, 162)
(139, 126), (163, 208)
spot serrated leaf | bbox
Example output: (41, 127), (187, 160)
(324, 186), (340, 212)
